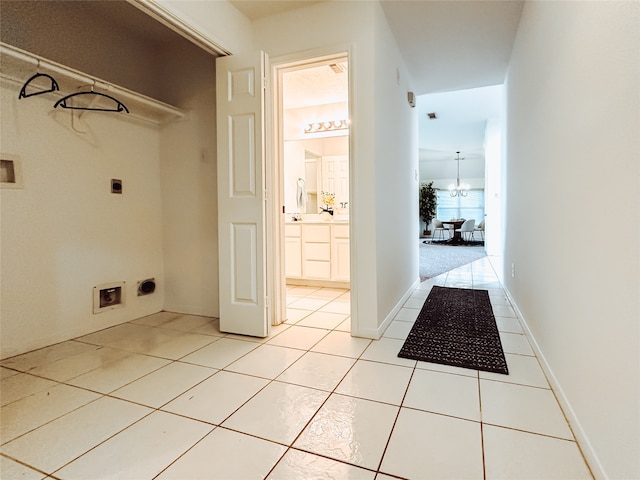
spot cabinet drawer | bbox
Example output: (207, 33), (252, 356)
(304, 242), (331, 261)
(304, 260), (331, 279)
(303, 224), (331, 242)
(285, 224), (302, 237)
(333, 224), (349, 238)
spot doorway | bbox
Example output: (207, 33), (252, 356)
(274, 54), (351, 332)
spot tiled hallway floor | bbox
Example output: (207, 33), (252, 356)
(1, 258), (592, 479)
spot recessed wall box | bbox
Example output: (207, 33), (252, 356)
(111, 179), (123, 194)
(93, 281), (125, 313)
(1, 155), (24, 189)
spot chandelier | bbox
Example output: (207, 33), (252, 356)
(448, 151), (470, 197)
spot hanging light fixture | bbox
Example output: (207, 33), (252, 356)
(448, 151), (470, 197)
(304, 119), (349, 134)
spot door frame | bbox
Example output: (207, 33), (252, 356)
(268, 46), (354, 328)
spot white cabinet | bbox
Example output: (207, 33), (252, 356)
(284, 225), (302, 278)
(285, 222), (349, 285)
(332, 224), (350, 281)
(302, 224), (331, 280)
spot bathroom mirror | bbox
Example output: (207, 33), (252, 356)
(284, 135), (349, 216)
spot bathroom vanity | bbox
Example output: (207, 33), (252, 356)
(285, 220), (350, 287)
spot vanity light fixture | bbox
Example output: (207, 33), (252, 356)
(304, 119), (349, 134)
(448, 151), (470, 197)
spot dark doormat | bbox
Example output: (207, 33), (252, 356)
(398, 286), (509, 374)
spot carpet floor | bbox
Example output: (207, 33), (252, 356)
(419, 241), (487, 280)
(398, 286), (509, 374)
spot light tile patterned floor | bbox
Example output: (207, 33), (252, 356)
(0, 258), (593, 479)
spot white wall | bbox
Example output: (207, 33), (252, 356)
(157, 41), (218, 317)
(372, 4), (420, 328)
(160, 101), (218, 317)
(251, 0), (416, 337)
(504, 2), (639, 478)
(0, 78), (164, 358)
(484, 117), (501, 257)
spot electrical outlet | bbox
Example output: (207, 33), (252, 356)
(511, 263), (516, 278)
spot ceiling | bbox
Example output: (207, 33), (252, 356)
(380, 0), (524, 96)
(282, 60), (348, 110)
(376, 1), (522, 183)
(228, 0), (523, 183)
(229, 0), (322, 20)
(417, 85), (503, 183)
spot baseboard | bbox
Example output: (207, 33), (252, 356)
(502, 286), (605, 480)
(359, 277), (421, 340)
(286, 278), (349, 289)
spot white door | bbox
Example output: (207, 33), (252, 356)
(216, 51), (269, 337)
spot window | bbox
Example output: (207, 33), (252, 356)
(436, 189), (484, 222)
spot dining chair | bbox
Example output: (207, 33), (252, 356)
(432, 219), (448, 241)
(474, 219), (485, 241)
(455, 219), (476, 241)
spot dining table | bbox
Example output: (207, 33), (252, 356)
(441, 220), (465, 242)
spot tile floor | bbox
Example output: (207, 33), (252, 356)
(1, 257), (593, 479)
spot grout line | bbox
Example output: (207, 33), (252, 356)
(478, 370), (487, 480)
(374, 355), (419, 476)
(2, 279), (587, 478)
(0, 453), (52, 478)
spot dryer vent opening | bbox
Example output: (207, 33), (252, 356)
(138, 278), (156, 296)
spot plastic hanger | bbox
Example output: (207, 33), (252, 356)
(19, 62), (60, 99)
(53, 85), (129, 113)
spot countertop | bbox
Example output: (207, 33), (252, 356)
(285, 219), (349, 224)
(285, 214), (349, 224)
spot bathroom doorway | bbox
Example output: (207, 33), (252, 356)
(273, 53), (352, 332)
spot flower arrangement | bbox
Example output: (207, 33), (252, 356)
(320, 191), (335, 215)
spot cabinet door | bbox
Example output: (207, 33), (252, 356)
(285, 224), (302, 237)
(285, 237), (302, 278)
(304, 260), (331, 279)
(332, 237), (350, 281)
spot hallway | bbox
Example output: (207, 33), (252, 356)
(1, 259), (592, 479)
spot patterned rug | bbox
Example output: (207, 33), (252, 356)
(398, 286), (509, 374)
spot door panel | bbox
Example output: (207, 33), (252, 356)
(217, 51), (269, 337)
(321, 155), (349, 207)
